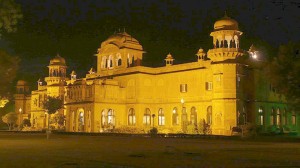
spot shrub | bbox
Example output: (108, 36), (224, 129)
(149, 127), (158, 135)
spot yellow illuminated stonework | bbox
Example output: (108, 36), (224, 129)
(15, 15), (299, 135)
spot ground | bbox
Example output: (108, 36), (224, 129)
(0, 132), (300, 168)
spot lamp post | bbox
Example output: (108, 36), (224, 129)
(151, 114), (155, 129)
(45, 110), (50, 139)
(248, 44), (258, 59)
(18, 108), (22, 131)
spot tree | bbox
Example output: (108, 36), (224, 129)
(267, 42), (300, 109)
(0, 50), (19, 97)
(0, 0), (23, 35)
(1, 112), (17, 130)
(43, 96), (64, 115)
(0, 0), (22, 104)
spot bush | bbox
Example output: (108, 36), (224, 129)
(111, 126), (144, 134)
(149, 127), (158, 135)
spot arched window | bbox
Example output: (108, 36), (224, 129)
(207, 106), (212, 125)
(230, 39), (235, 48)
(72, 111), (75, 132)
(158, 108), (165, 126)
(258, 107), (264, 125)
(172, 107), (179, 125)
(224, 40), (228, 48)
(78, 110), (84, 132)
(128, 108), (136, 125)
(216, 40), (219, 48)
(131, 56), (135, 66)
(190, 107), (197, 125)
(292, 111), (296, 125)
(271, 108), (275, 125)
(282, 109), (287, 125)
(276, 108), (281, 126)
(101, 110), (106, 127)
(143, 108), (151, 125)
(181, 107), (187, 125)
(108, 55), (113, 68)
(101, 56), (107, 68)
(107, 109), (115, 125)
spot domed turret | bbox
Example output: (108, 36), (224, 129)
(17, 80), (28, 86)
(96, 31), (145, 71)
(214, 13), (239, 30)
(98, 31), (143, 53)
(49, 54), (66, 66)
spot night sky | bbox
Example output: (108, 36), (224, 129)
(1, 0), (300, 87)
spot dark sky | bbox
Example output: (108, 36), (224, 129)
(1, 0), (300, 87)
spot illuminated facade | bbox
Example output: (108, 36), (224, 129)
(15, 15), (299, 135)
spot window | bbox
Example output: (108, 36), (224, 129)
(206, 82), (213, 91)
(158, 108), (165, 126)
(258, 107), (264, 125)
(292, 111), (296, 125)
(282, 109), (287, 125)
(107, 109), (115, 125)
(207, 106), (212, 125)
(101, 110), (106, 127)
(128, 108), (136, 125)
(190, 107), (197, 125)
(180, 84), (187, 93)
(172, 107), (179, 125)
(276, 108), (281, 126)
(270, 108), (275, 125)
(237, 76), (241, 88)
(143, 108), (151, 125)
(181, 107), (187, 124)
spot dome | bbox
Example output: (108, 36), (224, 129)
(98, 31), (143, 53)
(17, 80), (28, 86)
(214, 14), (238, 30)
(49, 54), (66, 66)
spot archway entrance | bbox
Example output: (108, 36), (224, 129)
(78, 109), (84, 132)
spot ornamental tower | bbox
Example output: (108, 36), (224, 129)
(207, 13), (244, 61)
(95, 31), (144, 74)
(44, 54), (67, 97)
(207, 13), (246, 135)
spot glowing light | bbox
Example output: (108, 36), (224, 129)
(252, 53), (257, 59)
(180, 98), (184, 104)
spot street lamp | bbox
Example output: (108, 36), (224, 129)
(18, 108), (22, 131)
(248, 44), (258, 59)
(45, 110), (50, 139)
(151, 114), (156, 129)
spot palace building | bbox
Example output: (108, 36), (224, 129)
(14, 15), (299, 135)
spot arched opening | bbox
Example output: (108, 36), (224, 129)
(258, 107), (264, 125)
(276, 108), (281, 126)
(224, 40), (228, 48)
(143, 108), (151, 125)
(78, 109), (84, 132)
(172, 107), (179, 125)
(271, 108), (275, 125)
(190, 107), (197, 125)
(282, 108), (287, 125)
(158, 108), (165, 126)
(292, 111), (296, 125)
(207, 106), (212, 125)
(107, 109), (115, 126)
(216, 40), (219, 48)
(101, 110), (106, 127)
(128, 108), (136, 126)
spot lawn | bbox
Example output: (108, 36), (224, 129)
(0, 132), (299, 168)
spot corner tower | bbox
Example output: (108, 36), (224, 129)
(207, 14), (246, 135)
(95, 31), (144, 73)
